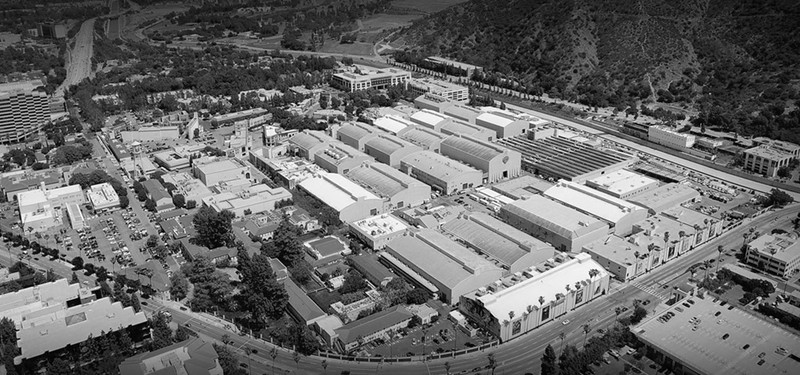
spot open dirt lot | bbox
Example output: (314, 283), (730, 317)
(390, 0), (469, 13)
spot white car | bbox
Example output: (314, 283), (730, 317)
(562, 319), (570, 325)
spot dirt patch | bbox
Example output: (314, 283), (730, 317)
(390, 0), (468, 14)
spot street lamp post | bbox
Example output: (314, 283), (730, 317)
(422, 328), (429, 362)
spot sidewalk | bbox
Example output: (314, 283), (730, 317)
(154, 297), (240, 333)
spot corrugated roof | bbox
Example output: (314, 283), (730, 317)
(346, 162), (420, 198)
(400, 127), (447, 150)
(400, 151), (481, 180)
(410, 109), (449, 128)
(298, 173), (381, 211)
(337, 122), (378, 142)
(441, 135), (503, 162)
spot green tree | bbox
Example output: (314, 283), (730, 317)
(131, 293), (142, 312)
(405, 288), (429, 305)
(71, 256), (84, 269)
(144, 198), (157, 212)
(186, 199), (197, 209)
(45, 358), (73, 375)
(71, 271), (80, 284)
(151, 313), (174, 350)
(340, 270), (367, 294)
(192, 206), (235, 248)
(262, 214), (304, 266)
(239, 254), (288, 327)
(173, 194), (186, 208)
(170, 271), (189, 301)
(175, 325), (192, 342)
(541, 344), (559, 375)
(777, 166), (792, 179)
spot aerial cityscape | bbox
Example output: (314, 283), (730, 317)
(0, 0), (799, 374)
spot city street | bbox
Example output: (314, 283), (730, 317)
(142, 204), (800, 374)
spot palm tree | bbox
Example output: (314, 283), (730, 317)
(269, 347), (278, 375)
(582, 323), (591, 347)
(321, 359), (328, 374)
(558, 331), (566, 354)
(538, 296), (545, 307)
(589, 269), (599, 279)
(487, 353), (497, 375)
(716, 245), (724, 273)
(445, 361), (451, 375)
(293, 351), (300, 372)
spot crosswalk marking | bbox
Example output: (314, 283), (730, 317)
(630, 280), (672, 301)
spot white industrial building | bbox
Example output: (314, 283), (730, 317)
(335, 122), (381, 151)
(544, 180), (648, 236)
(364, 134), (423, 168)
(627, 183), (701, 214)
(409, 109), (495, 141)
(298, 172), (384, 223)
(373, 115), (414, 135)
(383, 229), (504, 303)
(475, 112), (529, 139)
(18, 185), (85, 233)
(349, 213), (408, 250)
(202, 185), (292, 217)
(499, 195), (609, 252)
(648, 126), (696, 150)
(459, 253), (610, 342)
(585, 170), (659, 199)
(399, 151), (483, 195)
(345, 161), (431, 211)
(193, 158), (251, 187)
(86, 183), (120, 211)
(440, 134), (521, 183)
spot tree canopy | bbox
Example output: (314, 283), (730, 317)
(192, 207), (235, 249)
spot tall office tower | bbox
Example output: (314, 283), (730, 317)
(0, 79), (49, 143)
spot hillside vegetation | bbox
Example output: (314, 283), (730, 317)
(396, 0), (800, 142)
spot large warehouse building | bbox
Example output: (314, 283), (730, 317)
(459, 253), (610, 342)
(497, 136), (636, 182)
(363, 134), (423, 168)
(442, 211), (556, 273)
(627, 183), (701, 214)
(585, 169), (659, 199)
(383, 229), (504, 303)
(313, 142), (374, 174)
(346, 161), (431, 211)
(440, 134), (522, 184)
(335, 122), (381, 151)
(298, 172), (384, 223)
(289, 131), (337, 160)
(475, 112), (529, 139)
(499, 195), (609, 252)
(543, 180), (648, 236)
(399, 126), (449, 152)
(400, 151), (483, 195)
(409, 109), (495, 142)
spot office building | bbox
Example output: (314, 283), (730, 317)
(459, 253), (609, 342)
(349, 214), (408, 250)
(399, 151), (483, 195)
(585, 170), (659, 199)
(193, 158), (251, 187)
(383, 229), (504, 303)
(544, 180), (647, 236)
(440, 134), (521, 183)
(648, 126), (696, 150)
(202, 184), (292, 217)
(627, 183), (701, 214)
(743, 146), (793, 178)
(499, 195), (609, 252)
(0, 279), (149, 366)
(635, 296), (800, 375)
(744, 233), (800, 278)
(442, 211), (556, 273)
(298, 172), (383, 223)
(118, 338), (223, 375)
(363, 134), (422, 168)
(0, 79), (49, 143)
(314, 142), (374, 174)
(18, 184), (85, 233)
(497, 136), (636, 182)
(346, 161), (431, 211)
(86, 182), (120, 211)
(407, 78), (469, 102)
(331, 67), (411, 92)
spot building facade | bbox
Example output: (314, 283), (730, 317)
(0, 80), (49, 143)
(743, 146), (793, 178)
(744, 233), (800, 278)
(648, 126), (696, 150)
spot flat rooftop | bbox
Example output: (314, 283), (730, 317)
(373, 115), (412, 134)
(586, 169), (657, 196)
(635, 295), (800, 375)
(662, 206), (717, 227)
(346, 162), (425, 198)
(468, 253), (607, 323)
(491, 175), (554, 199)
(501, 195), (608, 240)
(544, 180), (644, 224)
(747, 233), (800, 263)
(628, 183), (700, 212)
(351, 214), (407, 238)
(744, 145), (793, 160)
(410, 109), (451, 128)
(583, 234), (647, 266)
(298, 172), (380, 211)
(196, 158), (247, 174)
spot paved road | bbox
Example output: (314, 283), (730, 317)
(56, 18), (96, 98)
(144, 205), (798, 374)
(501, 102), (800, 200)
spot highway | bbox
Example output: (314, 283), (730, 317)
(56, 18), (96, 98)
(141, 205), (799, 374)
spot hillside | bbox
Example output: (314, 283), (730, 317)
(395, 0), (800, 141)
